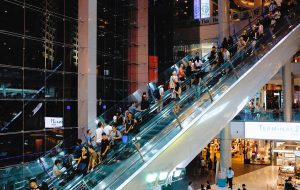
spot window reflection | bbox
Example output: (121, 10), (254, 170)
(0, 0), (79, 166)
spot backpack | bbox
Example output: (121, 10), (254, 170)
(154, 88), (161, 100)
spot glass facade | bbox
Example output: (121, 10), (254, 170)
(0, 0), (78, 166)
(96, 0), (131, 114)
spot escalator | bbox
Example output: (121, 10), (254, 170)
(63, 12), (300, 190)
(1, 9), (299, 190)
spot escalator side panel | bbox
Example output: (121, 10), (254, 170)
(120, 24), (300, 190)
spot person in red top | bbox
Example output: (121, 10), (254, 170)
(178, 63), (186, 81)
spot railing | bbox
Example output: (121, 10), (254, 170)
(1, 5), (298, 189)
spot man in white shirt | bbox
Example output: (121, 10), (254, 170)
(227, 167), (234, 189)
(103, 120), (112, 136)
(95, 121), (104, 152)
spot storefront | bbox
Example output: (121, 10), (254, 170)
(273, 142), (300, 187)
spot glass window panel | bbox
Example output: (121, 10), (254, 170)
(46, 44), (64, 71)
(45, 129), (63, 151)
(24, 39), (45, 69)
(45, 101), (63, 119)
(0, 1), (24, 34)
(49, 16), (65, 44)
(24, 70), (45, 100)
(23, 131), (46, 161)
(24, 101), (45, 131)
(65, 20), (77, 45)
(0, 133), (24, 167)
(45, 72), (63, 99)
(65, 0), (78, 18)
(0, 100), (23, 133)
(64, 46), (78, 72)
(25, 7), (44, 39)
(63, 101), (77, 128)
(0, 33), (24, 67)
(25, 0), (44, 9)
(0, 67), (23, 99)
(64, 73), (77, 99)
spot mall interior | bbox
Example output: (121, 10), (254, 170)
(1, 0), (300, 189)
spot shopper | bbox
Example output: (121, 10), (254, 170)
(188, 181), (194, 190)
(100, 133), (110, 161)
(208, 46), (218, 65)
(157, 84), (164, 112)
(221, 37), (228, 49)
(200, 184), (205, 190)
(178, 63), (186, 81)
(52, 160), (63, 177)
(169, 71), (178, 90)
(96, 121), (104, 152)
(124, 112), (136, 134)
(87, 145), (99, 172)
(227, 167), (234, 189)
(29, 179), (40, 190)
(141, 92), (150, 110)
(201, 157), (206, 175)
(74, 139), (83, 159)
(85, 129), (93, 146)
(242, 184), (247, 190)
(110, 124), (122, 146)
(128, 101), (144, 120)
(115, 111), (124, 128)
(103, 119), (112, 136)
(237, 37), (247, 61)
(40, 182), (49, 190)
(206, 181), (211, 189)
(76, 146), (89, 174)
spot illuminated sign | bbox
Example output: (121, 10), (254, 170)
(45, 117), (63, 128)
(194, 0), (200, 19)
(201, 0), (210, 18)
(245, 122), (300, 141)
(194, 0), (210, 19)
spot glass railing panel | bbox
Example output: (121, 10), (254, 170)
(233, 108), (300, 122)
(79, 10), (300, 190)
(2, 8), (292, 189)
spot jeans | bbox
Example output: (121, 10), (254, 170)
(96, 142), (102, 152)
(192, 85), (201, 99)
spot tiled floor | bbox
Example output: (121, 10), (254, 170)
(175, 154), (279, 190)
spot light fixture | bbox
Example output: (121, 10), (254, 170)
(159, 172), (168, 181)
(146, 173), (158, 183)
(173, 170), (182, 178)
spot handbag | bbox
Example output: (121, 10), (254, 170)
(122, 135), (128, 144)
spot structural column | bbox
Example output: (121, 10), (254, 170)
(78, 0), (97, 138)
(218, 0), (230, 44)
(220, 124), (232, 170)
(282, 61), (292, 122)
(128, 0), (149, 94)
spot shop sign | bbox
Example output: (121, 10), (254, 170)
(245, 122), (300, 141)
(200, 17), (218, 26)
(45, 117), (63, 128)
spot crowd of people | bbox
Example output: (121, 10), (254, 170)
(26, 1), (300, 189)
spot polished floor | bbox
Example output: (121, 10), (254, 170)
(179, 154), (280, 190)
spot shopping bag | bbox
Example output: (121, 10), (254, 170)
(122, 135), (128, 144)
